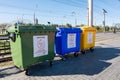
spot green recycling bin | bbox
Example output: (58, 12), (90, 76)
(7, 24), (56, 71)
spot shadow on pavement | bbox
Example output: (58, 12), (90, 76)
(29, 46), (120, 76)
(0, 46), (120, 77)
(0, 66), (22, 78)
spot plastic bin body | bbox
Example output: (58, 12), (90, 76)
(80, 27), (96, 50)
(7, 25), (56, 69)
(55, 28), (82, 55)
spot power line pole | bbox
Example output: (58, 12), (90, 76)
(72, 12), (77, 27)
(88, 0), (93, 27)
(103, 9), (107, 32)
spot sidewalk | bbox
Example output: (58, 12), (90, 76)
(0, 32), (120, 80)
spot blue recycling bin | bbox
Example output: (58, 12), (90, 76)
(55, 28), (82, 56)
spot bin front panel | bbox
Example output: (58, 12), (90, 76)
(21, 31), (55, 68)
(55, 28), (82, 55)
(80, 27), (96, 50)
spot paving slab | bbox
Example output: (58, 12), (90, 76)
(0, 32), (120, 80)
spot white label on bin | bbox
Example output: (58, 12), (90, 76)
(33, 35), (48, 57)
(67, 33), (76, 48)
(88, 32), (93, 44)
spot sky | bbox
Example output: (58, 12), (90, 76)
(0, 0), (120, 26)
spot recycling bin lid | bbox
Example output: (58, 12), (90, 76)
(7, 25), (56, 33)
(56, 27), (82, 33)
(20, 25), (56, 31)
(80, 26), (96, 31)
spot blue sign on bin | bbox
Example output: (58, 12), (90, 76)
(55, 28), (82, 55)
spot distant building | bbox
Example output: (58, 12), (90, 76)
(0, 24), (11, 34)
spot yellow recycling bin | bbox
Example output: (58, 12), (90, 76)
(80, 26), (97, 54)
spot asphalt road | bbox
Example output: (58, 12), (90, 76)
(0, 32), (120, 80)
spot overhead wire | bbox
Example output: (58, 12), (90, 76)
(0, 0), (118, 25)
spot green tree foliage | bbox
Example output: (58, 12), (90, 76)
(65, 23), (72, 28)
(80, 24), (85, 27)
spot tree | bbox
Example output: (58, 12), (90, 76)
(80, 24), (85, 27)
(66, 23), (72, 28)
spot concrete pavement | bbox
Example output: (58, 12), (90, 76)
(0, 32), (120, 80)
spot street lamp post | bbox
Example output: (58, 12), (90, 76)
(72, 12), (77, 27)
(103, 9), (107, 32)
(63, 16), (66, 27)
